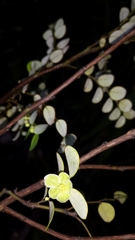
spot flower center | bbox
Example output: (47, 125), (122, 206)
(59, 183), (67, 192)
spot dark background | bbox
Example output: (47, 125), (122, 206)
(0, 0), (135, 239)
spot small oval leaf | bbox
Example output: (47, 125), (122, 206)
(34, 124), (48, 134)
(54, 25), (66, 39)
(83, 78), (93, 92)
(43, 106), (55, 125)
(46, 36), (54, 48)
(41, 55), (49, 66)
(109, 86), (126, 101)
(42, 29), (52, 41)
(123, 109), (135, 119)
(97, 74), (114, 87)
(102, 98), (113, 113)
(57, 38), (70, 49)
(99, 38), (106, 48)
(119, 7), (130, 22)
(50, 50), (63, 63)
(120, 22), (135, 34)
(69, 188), (88, 220)
(131, 0), (135, 10)
(84, 66), (94, 76)
(29, 134), (39, 151)
(46, 201), (55, 230)
(56, 152), (64, 172)
(98, 202), (115, 222)
(92, 87), (103, 103)
(109, 107), (121, 120)
(11, 122), (19, 132)
(30, 110), (38, 124)
(65, 146), (79, 178)
(55, 119), (67, 137)
(55, 18), (64, 30)
(109, 30), (124, 44)
(118, 99), (132, 112)
(115, 116), (126, 128)
(113, 191), (128, 204)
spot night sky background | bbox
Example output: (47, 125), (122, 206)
(1, 0), (135, 239)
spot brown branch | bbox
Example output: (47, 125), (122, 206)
(80, 129), (135, 164)
(0, 28), (135, 136)
(0, 129), (135, 209)
(0, 180), (44, 210)
(3, 206), (70, 240)
(2, 206), (135, 240)
(80, 164), (135, 171)
(0, 45), (101, 106)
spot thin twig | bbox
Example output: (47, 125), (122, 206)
(0, 129), (135, 209)
(2, 206), (135, 240)
(80, 129), (135, 164)
(0, 45), (101, 105)
(0, 28), (135, 136)
(80, 164), (135, 171)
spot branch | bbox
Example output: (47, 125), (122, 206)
(2, 206), (135, 240)
(80, 165), (135, 171)
(80, 129), (135, 164)
(0, 28), (135, 136)
(0, 45), (101, 105)
(0, 129), (135, 210)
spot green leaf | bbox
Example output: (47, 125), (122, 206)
(120, 22), (135, 34)
(26, 60), (41, 73)
(129, 15), (135, 23)
(98, 202), (115, 222)
(55, 119), (67, 137)
(54, 25), (66, 39)
(97, 74), (114, 87)
(99, 38), (106, 48)
(123, 109), (135, 119)
(50, 50), (63, 63)
(42, 29), (52, 41)
(57, 38), (70, 49)
(119, 7), (129, 22)
(92, 87), (103, 103)
(29, 110), (38, 124)
(102, 98), (113, 113)
(109, 107), (121, 121)
(113, 191), (128, 204)
(115, 116), (126, 128)
(109, 86), (126, 101)
(46, 201), (55, 231)
(34, 124), (48, 134)
(69, 188), (88, 219)
(118, 99), (132, 112)
(29, 134), (39, 151)
(84, 66), (94, 76)
(43, 105), (55, 125)
(56, 152), (64, 172)
(55, 18), (64, 30)
(65, 146), (79, 178)
(83, 78), (93, 92)
(109, 30), (124, 44)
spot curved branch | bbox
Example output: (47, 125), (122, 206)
(0, 45), (101, 105)
(3, 206), (135, 240)
(0, 28), (135, 136)
(80, 129), (135, 164)
(0, 129), (135, 210)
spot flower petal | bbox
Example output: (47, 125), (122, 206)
(49, 188), (59, 199)
(59, 172), (70, 183)
(56, 190), (70, 203)
(44, 174), (60, 188)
